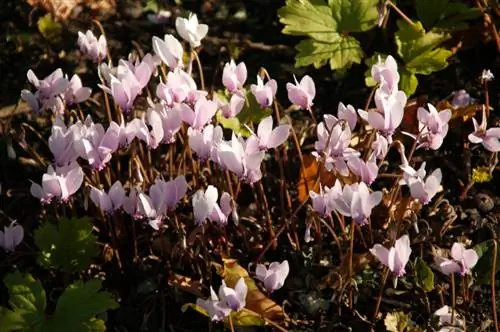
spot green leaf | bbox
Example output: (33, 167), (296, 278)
(37, 14), (62, 44)
(414, 257), (434, 292)
(278, 0), (378, 70)
(329, 0), (379, 33)
(473, 240), (500, 284)
(0, 272), (46, 331)
(215, 90), (272, 137)
(295, 37), (364, 70)
(395, 20), (453, 75)
(278, 0), (338, 42)
(53, 279), (118, 332)
(34, 217), (100, 273)
(384, 311), (409, 332)
(399, 69), (418, 96)
(416, 0), (482, 30)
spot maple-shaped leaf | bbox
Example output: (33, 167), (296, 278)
(52, 279), (119, 332)
(34, 217), (100, 273)
(416, 0), (481, 30)
(395, 20), (453, 96)
(0, 271), (46, 331)
(278, 0), (379, 70)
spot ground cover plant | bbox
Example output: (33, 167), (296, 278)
(1, 0), (500, 331)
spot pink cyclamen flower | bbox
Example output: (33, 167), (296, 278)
(255, 260), (289, 293)
(286, 74), (315, 110)
(451, 89), (471, 108)
(64, 74), (91, 106)
(370, 234), (411, 277)
(399, 162), (442, 205)
(196, 286), (232, 322)
(30, 161), (84, 204)
(89, 180), (126, 214)
(249, 116), (291, 151)
(404, 104), (452, 150)
(188, 124), (223, 161)
(250, 75), (277, 108)
(49, 117), (77, 167)
(434, 242), (478, 276)
(0, 221), (24, 252)
(218, 278), (247, 311)
(220, 94), (245, 118)
(358, 89), (406, 143)
(217, 133), (265, 184)
(337, 102), (357, 131)
(371, 55), (400, 94)
(152, 34), (184, 69)
(175, 13), (208, 48)
(347, 154), (379, 185)
(179, 97), (218, 131)
(71, 115), (120, 170)
(222, 60), (247, 93)
(77, 30), (107, 63)
(147, 102), (183, 147)
(468, 108), (500, 152)
(329, 180), (383, 226)
(21, 68), (69, 114)
(192, 185), (232, 226)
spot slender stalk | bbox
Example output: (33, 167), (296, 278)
(492, 240), (499, 332)
(348, 219), (355, 310)
(451, 273), (456, 324)
(192, 50), (205, 91)
(257, 181), (277, 249)
(228, 314), (235, 332)
(373, 267), (390, 320)
(385, 0), (419, 31)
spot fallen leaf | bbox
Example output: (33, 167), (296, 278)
(296, 155), (336, 204)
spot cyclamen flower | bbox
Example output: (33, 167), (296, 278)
(451, 89), (471, 108)
(255, 260), (289, 293)
(89, 181), (126, 214)
(347, 154), (379, 185)
(222, 60), (247, 93)
(468, 108), (500, 152)
(192, 185), (232, 226)
(30, 161), (84, 204)
(371, 133), (389, 160)
(329, 180), (383, 226)
(196, 278), (247, 321)
(220, 94), (245, 118)
(175, 13), (208, 48)
(179, 97), (218, 131)
(188, 124), (223, 161)
(250, 75), (277, 108)
(217, 133), (265, 184)
(247, 116), (290, 151)
(337, 102), (357, 131)
(433, 305), (465, 331)
(152, 34), (184, 69)
(77, 30), (107, 63)
(133, 176), (188, 230)
(434, 242), (478, 276)
(0, 221), (24, 252)
(218, 278), (247, 311)
(21, 68), (69, 114)
(371, 55), (400, 94)
(358, 88), (406, 143)
(49, 117), (77, 166)
(157, 68), (207, 106)
(404, 104), (451, 150)
(286, 74), (315, 110)
(71, 115), (120, 170)
(370, 234), (411, 277)
(147, 102), (183, 147)
(64, 74), (91, 106)
(399, 162), (442, 205)
(309, 185), (332, 217)
(312, 114), (359, 176)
